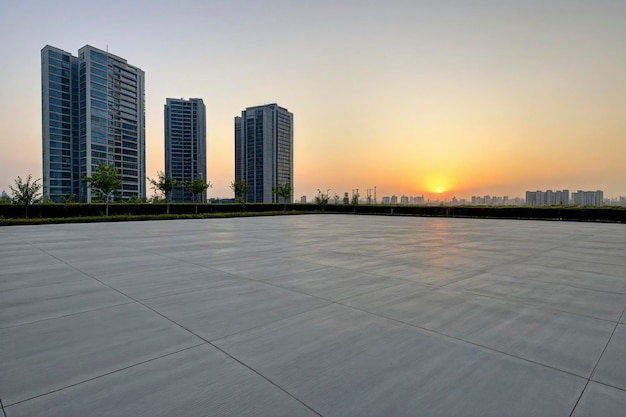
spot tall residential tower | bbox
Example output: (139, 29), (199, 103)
(164, 98), (207, 203)
(234, 104), (293, 203)
(42, 45), (145, 202)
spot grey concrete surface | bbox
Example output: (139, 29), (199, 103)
(1, 215), (625, 416)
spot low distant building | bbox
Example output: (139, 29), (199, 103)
(411, 196), (425, 205)
(382, 196), (390, 205)
(300, 195), (307, 203)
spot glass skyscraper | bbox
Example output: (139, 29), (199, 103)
(164, 98), (207, 203)
(234, 104), (293, 203)
(41, 45), (145, 202)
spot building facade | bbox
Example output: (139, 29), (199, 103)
(525, 190), (570, 206)
(234, 104), (293, 203)
(164, 98), (207, 203)
(571, 190), (603, 206)
(42, 45), (145, 202)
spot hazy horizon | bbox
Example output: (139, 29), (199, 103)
(1, 0), (625, 200)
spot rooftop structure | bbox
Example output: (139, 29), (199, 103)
(1, 216), (625, 416)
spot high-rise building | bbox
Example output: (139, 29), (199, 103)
(42, 45), (145, 202)
(164, 98), (206, 203)
(571, 190), (603, 206)
(525, 189), (570, 206)
(234, 104), (293, 203)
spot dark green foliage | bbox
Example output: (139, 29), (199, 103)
(9, 175), (42, 217)
(84, 164), (122, 216)
(314, 189), (330, 211)
(1, 204), (625, 225)
(230, 180), (250, 211)
(272, 183), (292, 211)
(148, 171), (177, 214)
(184, 177), (212, 213)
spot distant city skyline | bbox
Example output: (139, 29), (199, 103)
(1, 1), (625, 200)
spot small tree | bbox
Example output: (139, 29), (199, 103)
(351, 190), (360, 205)
(230, 179), (250, 211)
(9, 175), (42, 218)
(126, 195), (145, 204)
(60, 194), (76, 204)
(272, 183), (292, 211)
(84, 164), (122, 216)
(315, 189), (330, 212)
(148, 171), (176, 214)
(184, 177), (212, 214)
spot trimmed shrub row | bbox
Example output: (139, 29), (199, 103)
(0, 204), (624, 223)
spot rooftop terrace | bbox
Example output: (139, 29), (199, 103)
(1, 215), (625, 416)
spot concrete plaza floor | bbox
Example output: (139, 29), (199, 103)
(1, 214), (625, 416)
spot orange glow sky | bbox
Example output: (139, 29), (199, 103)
(1, 0), (625, 201)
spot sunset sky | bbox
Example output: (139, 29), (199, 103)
(1, 0), (625, 201)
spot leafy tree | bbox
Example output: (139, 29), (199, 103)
(148, 171), (176, 214)
(351, 190), (360, 205)
(230, 179), (250, 211)
(184, 177), (212, 213)
(315, 189), (330, 211)
(333, 194), (340, 205)
(84, 164), (122, 216)
(9, 175), (42, 217)
(272, 183), (292, 211)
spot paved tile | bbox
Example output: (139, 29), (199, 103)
(571, 382), (626, 417)
(0, 263), (88, 293)
(144, 280), (331, 340)
(211, 257), (327, 281)
(216, 303), (585, 417)
(259, 266), (407, 301)
(1, 215), (625, 416)
(490, 263), (626, 294)
(592, 324), (626, 390)
(95, 263), (241, 300)
(342, 282), (614, 377)
(0, 303), (202, 405)
(445, 272), (626, 321)
(0, 279), (131, 328)
(4, 344), (317, 417)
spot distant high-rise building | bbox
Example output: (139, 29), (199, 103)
(571, 190), (603, 206)
(234, 104), (293, 203)
(164, 98), (206, 203)
(42, 45), (145, 202)
(525, 189), (570, 206)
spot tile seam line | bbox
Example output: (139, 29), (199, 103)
(129, 295), (325, 417)
(39, 242), (327, 417)
(568, 305), (626, 417)
(3, 343), (207, 408)
(0, 394), (7, 417)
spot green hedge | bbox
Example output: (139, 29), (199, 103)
(1, 203), (625, 223)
